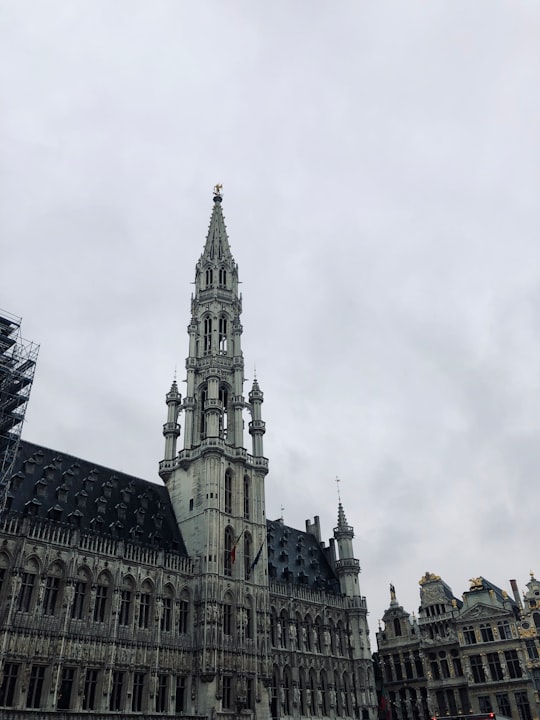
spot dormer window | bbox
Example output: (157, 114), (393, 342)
(56, 484), (69, 503)
(95, 497), (107, 515)
(102, 481), (113, 499)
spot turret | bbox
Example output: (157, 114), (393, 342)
(162, 379), (181, 462)
(248, 377), (266, 457)
(333, 499), (361, 598)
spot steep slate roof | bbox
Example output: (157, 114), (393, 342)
(6, 440), (187, 554)
(266, 518), (340, 594)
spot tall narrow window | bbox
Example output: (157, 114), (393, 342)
(109, 671), (124, 711)
(203, 316), (212, 354)
(179, 592), (189, 634)
(469, 654), (486, 683)
(175, 677), (186, 713)
(243, 475), (250, 519)
(57, 667), (75, 710)
(223, 676), (233, 710)
(93, 574), (110, 622)
(205, 267), (213, 287)
(224, 526), (234, 577)
(139, 581), (153, 629)
(223, 593), (234, 637)
(119, 579), (133, 626)
(244, 532), (252, 580)
(0, 663), (19, 707)
(219, 266), (227, 287)
(219, 385), (229, 438)
(43, 574), (61, 616)
(82, 669), (98, 711)
(26, 665), (45, 708)
(18, 571), (36, 612)
(224, 470), (232, 515)
(132, 673), (145, 712)
(218, 316), (228, 353)
(199, 385), (208, 438)
(71, 570), (90, 620)
(161, 587), (173, 632)
(156, 675), (168, 713)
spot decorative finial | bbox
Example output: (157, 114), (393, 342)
(213, 183), (223, 198)
(280, 504), (284, 523)
(335, 475), (341, 502)
(390, 583), (396, 601)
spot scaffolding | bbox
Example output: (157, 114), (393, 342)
(0, 309), (39, 499)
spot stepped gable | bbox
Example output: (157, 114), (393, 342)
(6, 440), (186, 554)
(266, 518), (340, 594)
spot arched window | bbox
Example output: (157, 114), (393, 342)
(342, 672), (352, 716)
(94, 571), (111, 623)
(205, 267), (213, 287)
(43, 561), (64, 616)
(309, 669), (318, 715)
(218, 316), (227, 353)
(283, 666), (292, 716)
(219, 266), (227, 287)
(18, 557), (39, 612)
(223, 592), (234, 636)
(219, 385), (229, 439)
(178, 589), (190, 634)
(71, 566), (91, 620)
(336, 620), (344, 655)
(203, 316), (212, 354)
(244, 532), (252, 580)
(161, 584), (174, 632)
(138, 579), (153, 629)
(534, 612), (540, 630)
(314, 615), (323, 652)
(224, 526), (234, 577)
(299, 667), (308, 716)
(199, 385), (208, 438)
(243, 475), (250, 519)
(280, 609), (288, 649)
(394, 617), (402, 636)
(270, 608), (278, 647)
(335, 670), (343, 716)
(119, 576), (135, 626)
(320, 670), (328, 716)
(244, 596), (254, 639)
(224, 470), (232, 515)
(304, 614), (313, 652)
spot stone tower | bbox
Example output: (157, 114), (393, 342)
(159, 187), (271, 718)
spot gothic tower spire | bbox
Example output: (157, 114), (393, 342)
(158, 188), (270, 717)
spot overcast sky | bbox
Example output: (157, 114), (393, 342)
(2, 1), (540, 645)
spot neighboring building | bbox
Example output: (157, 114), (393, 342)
(376, 572), (539, 720)
(0, 188), (377, 719)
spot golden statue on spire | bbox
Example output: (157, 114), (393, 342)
(213, 183), (223, 196)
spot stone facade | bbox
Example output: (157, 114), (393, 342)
(376, 572), (539, 720)
(0, 190), (377, 719)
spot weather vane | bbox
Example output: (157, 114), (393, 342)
(213, 183), (223, 196)
(335, 475), (341, 502)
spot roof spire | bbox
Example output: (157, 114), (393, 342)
(202, 184), (232, 262)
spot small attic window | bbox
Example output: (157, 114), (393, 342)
(10, 472), (24, 491)
(44, 465), (56, 481)
(24, 498), (41, 516)
(269, 563), (277, 578)
(95, 497), (107, 515)
(102, 481), (113, 499)
(135, 507), (146, 525)
(298, 571), (308, 585)
(48, 505), (63, 522)
(33, 478), (48, 497)
(129, 525), (143, 541)
(56, 484), (69, 503)
(75, 490), (88, 508)
(153, 514), (163, 530)
(120, 488), (131, 504)
(90, 516), (104, 529)
(115, 503), (127, 521)
(139, 493), (149, 510)
(83, 476), (96, 492)
(296, 555), (304, 566)
(109, 475), (119, 489)
(23, 458), (36, 474)
(53, 456), (64, 469)
(68, 509), (83, 526)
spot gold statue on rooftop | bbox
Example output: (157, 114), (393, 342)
(213, 183), (223, 196)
